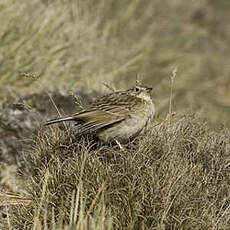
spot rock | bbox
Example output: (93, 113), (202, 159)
(0, 89), (98, 164)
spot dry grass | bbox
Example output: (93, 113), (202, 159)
(0, 0), (229, 126)
(1, 0), (230, 229)
(0, 114), (229, 229)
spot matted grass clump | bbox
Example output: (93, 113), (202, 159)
(3, 114), (230, 229)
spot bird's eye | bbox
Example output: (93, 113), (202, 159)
(135, 87), (140, 92)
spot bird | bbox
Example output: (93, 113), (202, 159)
(45, 83), (155, 146)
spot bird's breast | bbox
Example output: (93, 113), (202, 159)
(97, 100), (155, 143)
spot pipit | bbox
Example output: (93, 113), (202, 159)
(45, 84), (155, 145)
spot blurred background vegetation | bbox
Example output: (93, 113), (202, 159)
(0, 0), (230, 127)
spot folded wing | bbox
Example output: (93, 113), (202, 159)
(44, 105), (130, 134)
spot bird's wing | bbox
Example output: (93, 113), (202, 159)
(45, 105), (130, 134)
(73, 105), (130, 133)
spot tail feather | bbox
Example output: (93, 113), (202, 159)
(44, 116), (76, 126)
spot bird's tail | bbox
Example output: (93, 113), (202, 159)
(44, 116), (76, 126)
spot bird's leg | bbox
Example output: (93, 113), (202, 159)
(115, 140), (124, 150)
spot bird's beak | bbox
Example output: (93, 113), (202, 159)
(147, 87), (152, 92)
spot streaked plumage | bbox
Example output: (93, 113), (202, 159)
(45, 84), (155, 143)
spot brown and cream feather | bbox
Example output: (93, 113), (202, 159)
(45, 84), (155, 143)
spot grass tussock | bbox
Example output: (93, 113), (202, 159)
(1, 0), (230, 229)
(2, 114), (229, 229)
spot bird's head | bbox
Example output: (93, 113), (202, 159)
(128, 84), (153, 101)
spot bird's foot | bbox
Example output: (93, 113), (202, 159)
(115, 140), (124, 150)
